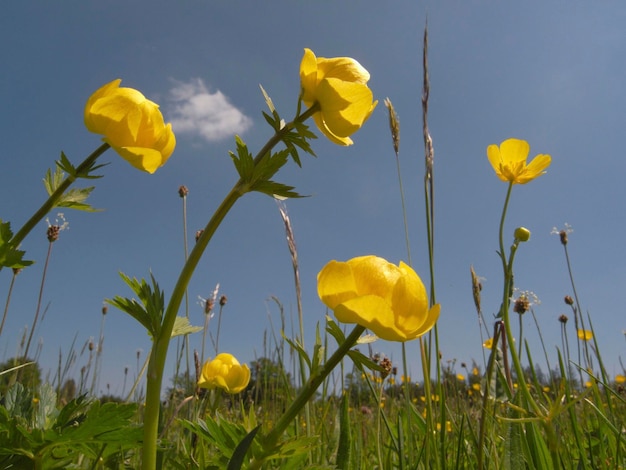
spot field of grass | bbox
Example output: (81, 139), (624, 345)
(1, 27), (625, 470)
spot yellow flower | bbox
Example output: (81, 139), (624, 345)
(615, 375), (626, 384)
(483, 338), (494, 349)
(85, 79), (176, 173)
(300, 48), (377, 145)
(472, 367), (479, 376)
(487, 138), (551, 184)
(456, 374), (465, 381)
(577, 329), (593, 341)
(197, 353), (250, 394)
(317, 255), (440, 342)
(472, 383), (481, 392)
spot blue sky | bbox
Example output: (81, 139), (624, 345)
(2, 1), (625, 395)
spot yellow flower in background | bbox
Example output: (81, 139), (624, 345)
(615, 374), (626, 384)
(577, 329), (593, 341)
(317, 255), (440, 342)
(456, 374), (465, 381)
(487, 138), (551, 184)
(85, 79), (176, 173)
(483, 338), (494, 349)
(197, 353), (250, 394)
(300, 48), (377, 145)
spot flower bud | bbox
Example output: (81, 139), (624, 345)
(514, 227), (531, 242)
(85, 79), (176, 173)
(197, 353), (250, 394)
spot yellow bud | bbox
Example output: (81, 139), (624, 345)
(514, 227), (531, 242)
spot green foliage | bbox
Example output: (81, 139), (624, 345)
(43, 165), (100, 212)
(55, 151), (107, 180)
(0, 383), (141, 469)
(0, 220), (33, 269)
(230, 136), (302, 199)
(107, 272), (165, 339)
(0, 358), (41, 398)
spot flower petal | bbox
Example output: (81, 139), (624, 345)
(317, 260), (358, 308)
(500, 138), (530, 164)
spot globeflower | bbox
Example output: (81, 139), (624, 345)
(198, 353), (250, 394)
(577, 329), (593, 341)
(85, 79), (176, 173)
(317, 255), (440, 342)
(300, 48), (377, 146)
(487, 138), (551, 184)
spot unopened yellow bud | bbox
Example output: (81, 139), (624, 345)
(514, 227), (531, 242)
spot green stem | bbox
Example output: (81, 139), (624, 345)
(498, 183), (513, 273)
(141, 107), (318, 469)
(10, 143), (110, 249)
(248, 325), (366, 470)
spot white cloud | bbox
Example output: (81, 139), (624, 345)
(168, 78), (252, 142)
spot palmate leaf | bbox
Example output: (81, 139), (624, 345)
(171, 315), (203, 337)
(56, 151), (107, 179)
(43, 165), (100, 212)
(106, 272), (164, 339)
(229, 135), (255, 182)
(0, 220), (33, 269)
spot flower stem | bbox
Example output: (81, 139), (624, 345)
(248, 324), (366, 470)
(140, 109), (316, 469)
(10, 143), (110, 250)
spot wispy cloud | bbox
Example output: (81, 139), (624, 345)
(168, 78), (252, 142)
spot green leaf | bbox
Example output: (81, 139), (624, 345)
(106, 272), (164, 339)
(0, 220), (34, 269)
(253, 181), (303, 199)
(171, 315), (203, 337)
(227, 425), (260, 470)
(336, 393), (352, 469)
(281, 330), (311, 372)
(43, 165), (101, 212)
(57, 151), (108, 179)
(229, 135), (255, 182)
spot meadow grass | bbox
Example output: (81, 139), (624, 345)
(1, 27), (625, 470)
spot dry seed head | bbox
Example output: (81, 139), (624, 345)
(219, 295), (228, 307)
(564, 295), (574, 306)
(178, 185), (189, 197)
(559, 314), (568, 324)
(47, 225), (60, 242)
(379, 357), (393, 378)
(195, 230), (203, 242)
(551, 223), (573, 245)
(470, 265), (483, 315)
(513, 295), (531, 315)
(384, 98), (400, 156)
(102, 304), (108, 315)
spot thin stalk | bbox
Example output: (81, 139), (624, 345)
(10, 143), (110, 250)
(0, 269), (20, 338)
(422, 21), (444, 469)
(248, 325), (366, 470)
(496, 184), (560, 465)
(562, 243), (592, 372)
(23, 239), (54, 360)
